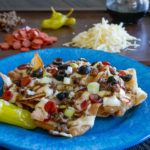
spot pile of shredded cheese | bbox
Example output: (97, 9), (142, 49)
(64, 18), (140, 53)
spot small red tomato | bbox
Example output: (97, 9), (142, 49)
(102, 61), (111, 66)
(118, 70), (126, 76)
(20, 77), (32, 87)
(89, 94), (102, 103)
(17, 64), (27, 70)
(81, 100), (88, 110)
(2, 91), (13, 101)
(44, 101), (56, 114)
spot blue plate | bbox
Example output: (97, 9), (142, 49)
(0, 48), (150, 150)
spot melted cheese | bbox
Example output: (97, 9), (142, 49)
(37, 85), (53, 97)
(69, 116), (95, 127)
(103, 95), (121, 106)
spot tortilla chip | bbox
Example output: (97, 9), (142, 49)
(31, 53), (45, 71)
(0, 73), (12, 90)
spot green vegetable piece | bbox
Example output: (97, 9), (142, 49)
(41, 7), (76, 29)
(0, 99), (36, 129)
(65, 17), (76, 26)
(64, 106), (75, 117)
(43, 71), (51, 77)
(59, 105), (66, 109)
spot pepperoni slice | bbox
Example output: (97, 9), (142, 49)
(102, 61), (111, 66)
(22, 39), (31, 48)
(89, 94), (102, 103)
(39, 32), (48, 41)
(2, 91), (13, 101)
(44, 101), (56, 114)
(31, 44), (41, 50)
(20, 77), (32, 87)
(18, 29), (27, 38)
(20, 47), (30, 52)
(32, 39), (43, 45)
(18, 64), (27, 70)
(13, 41), (21, 50)
(81, 100), (88, 110)
(0, 42), (10, 50)
(5, 34), (14, 46)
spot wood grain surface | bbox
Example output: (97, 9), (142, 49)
(0, 9), (150, 150)
(0, 0), (106, 11)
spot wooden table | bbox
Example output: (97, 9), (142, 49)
(0, 3), (150, 150)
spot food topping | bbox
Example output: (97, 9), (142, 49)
(120, 74), (132, 82)
(87, 82), (100, 94)
(41, 7), (76, 30)
(102, 61), (111, 66)
(0, 11), (25, 32)
(55, 70), (67, 81)
(20, 77), (32, 87)
(52, 58), (63, 65)
(107, 76), (118, 85)
(31, 68), (43, 78)
(64, 18), (140, 53)
(56, 91), (70, 100)
(17, 64), (27, 70)
(0, 26), (57, 51)
(44, 101), (56, 114)
(78, 65), (91, 75)
(89, 94), (102, 103)
(64, 107), (75, 117)
(2, 91), (13, 101)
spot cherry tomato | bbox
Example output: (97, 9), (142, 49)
(118, 70), (126, 76)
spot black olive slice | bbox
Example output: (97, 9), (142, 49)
(31, 68), (43, 78)
(120, 74), (132, 82)
(78, 65), (91, 75)
(54, 70), (67, 81)
(58, 64), (70, 70)
(52, 58), (63, 65)
(107, 76), (118, 85)
(56, 91), (70, 100)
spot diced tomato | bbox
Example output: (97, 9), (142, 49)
(2, 91), (13, 101)
(44, 101), (56, 114)
(18, 64), (27, 70)
(44, 116), (51, 122)
(89, 94), (102, 103)
(118, 70), (126, 76)
(102, 61), (111, 66)
(81, 100), (88, 110)
(20, 77), (32, 87)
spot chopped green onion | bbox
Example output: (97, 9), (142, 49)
(87, 82), (100, 94)
(59, 105), (66, 109)
(71, 63), (79, 70)
(43, 71), (51, 77)
(64, 107), (75, 117)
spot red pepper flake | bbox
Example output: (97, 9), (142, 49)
(81, 100), (88, 110)
(2, 91), (13, 101)
(118, 70), (126, 76)
(89, 94), (102, 103)
(102, 61), (111, 66)
(20, 77), (32, 87)
(44, 101), (56, 114)
(17, 64), (27, 70)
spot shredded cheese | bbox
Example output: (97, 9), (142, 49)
(64, 18), (140, 53)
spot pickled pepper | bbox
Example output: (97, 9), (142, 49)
(41, 7), (76, 29)
(0, 99), (36, 129)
